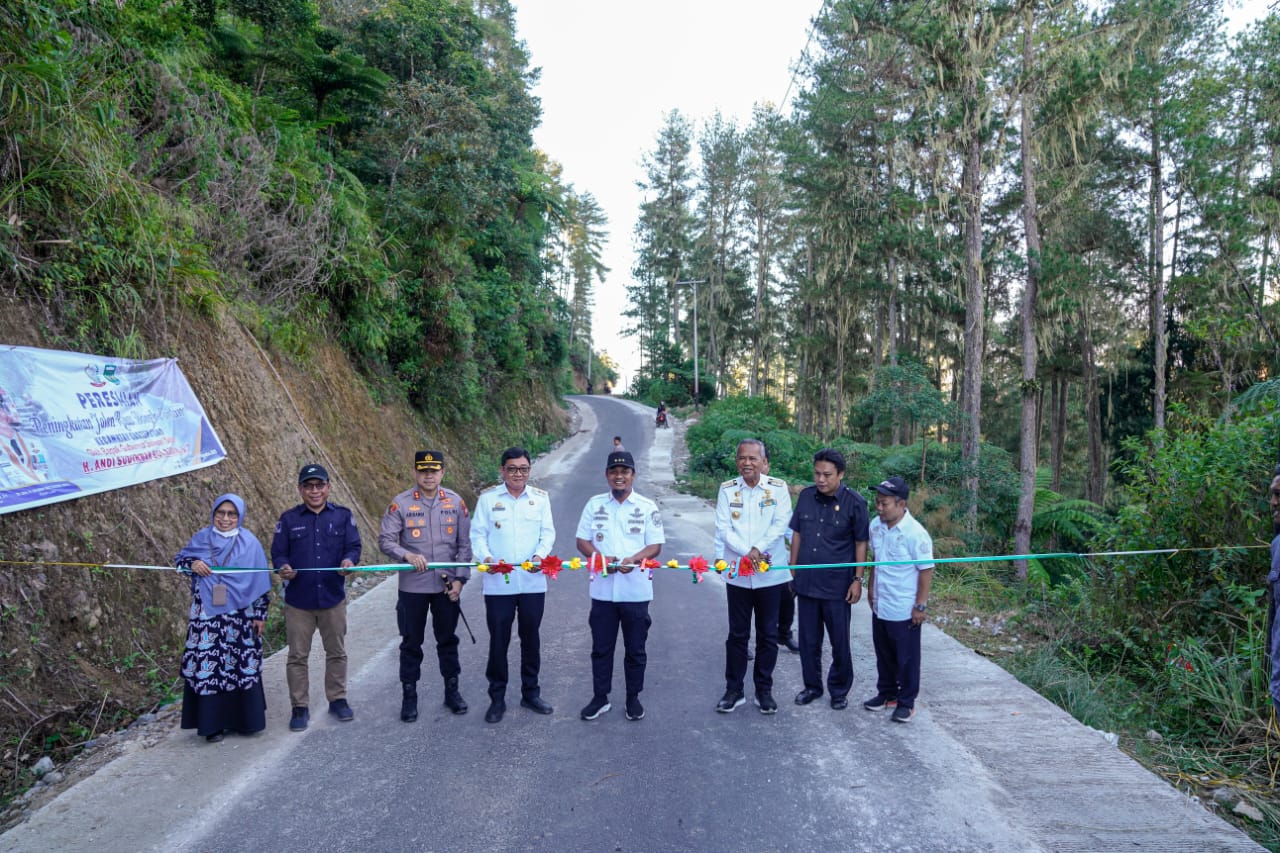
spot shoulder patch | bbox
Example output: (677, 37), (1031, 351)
(388, 502), (398, 514)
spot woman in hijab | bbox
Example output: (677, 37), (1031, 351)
(175, 493), (272, 742)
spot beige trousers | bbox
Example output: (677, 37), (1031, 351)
(284, 600), (348, 708)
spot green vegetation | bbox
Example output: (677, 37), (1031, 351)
(1, 0), (609, 431)
(686, 391), (1280, 846)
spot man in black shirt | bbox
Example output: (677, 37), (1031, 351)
(788, 448), (869, 710)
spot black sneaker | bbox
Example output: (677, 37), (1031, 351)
(580, 695), (611, 720)
(328, 699), (354, 722)
(863, 694), (898, 712)
(891, 704), (915, 723)
(715, 691), (746, 713)
(625, 695), (645, 721)
(289, 706), (309, 731)
(755, 693), (778, 715)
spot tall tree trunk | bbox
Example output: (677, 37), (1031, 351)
(1051, 375), (1066, 491)
(1014, 10), (1040, 580)
(1150, 103), (1167, 432)
(961, 96), (985, 533)
(1081, 304), (1105, 504)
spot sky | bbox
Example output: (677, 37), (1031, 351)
(512, 0), (1276, 394)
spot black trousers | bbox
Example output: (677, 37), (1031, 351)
(485, 592), (545, 699)
(397, 590), (460, 685)
(725, 584), (782, 694)
(777, 581), (796, 636)
(589, 599), (651, 698)
(797, 594), (853, 699)
(871, 613), (921, 708)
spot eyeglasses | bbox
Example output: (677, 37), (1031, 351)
(213, 510), (239, 519)
(301, 482), (328, 491)
(503, 466), (531, 475)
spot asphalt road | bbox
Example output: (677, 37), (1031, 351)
(0, 395), (1264, 852)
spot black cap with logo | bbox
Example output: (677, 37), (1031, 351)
(298, 463), (329, 484)
(606, 451), (635, 471)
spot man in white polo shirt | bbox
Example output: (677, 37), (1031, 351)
(575, 450), (664, 722)
(865, 476), (934, 723)
(471, 446), (556, 723)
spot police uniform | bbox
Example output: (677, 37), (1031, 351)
(714, 474), (792, 703)
(378, 475), (472, 696)
(574, 481), (665, 703)
(788, 482), (869, 704)
(868, 508), (934, 712)
(470, 482), (555, 706)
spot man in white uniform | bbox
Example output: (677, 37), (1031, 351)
(470, 447), (556, 723)
(574, 451), (664, 722)
(713, 439), (793, 715)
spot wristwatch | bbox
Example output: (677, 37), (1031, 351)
(913, 603), (928, 612)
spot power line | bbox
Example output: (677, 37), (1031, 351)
(779, 0), (833, 113)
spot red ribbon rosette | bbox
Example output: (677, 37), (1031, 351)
(493, 560), (514, 584)
(588, 552), (608, 577)
(539, 555), (563, 580)
(737, 556), (755, 577)
(689, 556), (709, 584)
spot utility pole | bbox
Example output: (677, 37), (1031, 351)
(676, 279), (708, 404)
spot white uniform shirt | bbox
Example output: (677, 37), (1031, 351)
(868, 509), (934, 621)
(575, 490), (665, 603)
(470, 484), (555, 596)
(714, 475), (793, 589)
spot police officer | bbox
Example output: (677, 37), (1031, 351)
(470, 447), (556, 723)
(378, 451), (472, 722)
(789, 448), (869, 710)
(575, 450), (664, 722)
(272, 464), (362, 731)
(714, 439), (793, 715)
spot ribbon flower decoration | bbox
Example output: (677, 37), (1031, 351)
(588, 552), (609, 577)
(539, 555), (563, 580)
(688, 555), (709, 583)
(492, 560), (515, 583)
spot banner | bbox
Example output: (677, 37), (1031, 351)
(0, 345), (226, 514)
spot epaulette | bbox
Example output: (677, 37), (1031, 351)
(529, 485), (548, 496)
(721, 479), (738, 489)
(481, 483), (503, 494)
(766, 476), (786, 488)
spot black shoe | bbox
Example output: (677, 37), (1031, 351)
(794, 687), (823, 705)
(520, 696), (554, 715)
(891, 705), (916, 723)
(328, 699), (354, 721)
(755, 693), (778, 715)
(401, 683), (418, 723)
(863, 694), (898, 712)
(781, 631), (800, 653)
(830, 696), (849, 711)
(715, 690), (746, 713)
(205, 731), (225, 743)
(625, 695), (645, 721)
(443, 677), (468, 715)
(289, 706), (309, 731)
(485, 698), (506, 723)
(580, 695), (611, 720)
